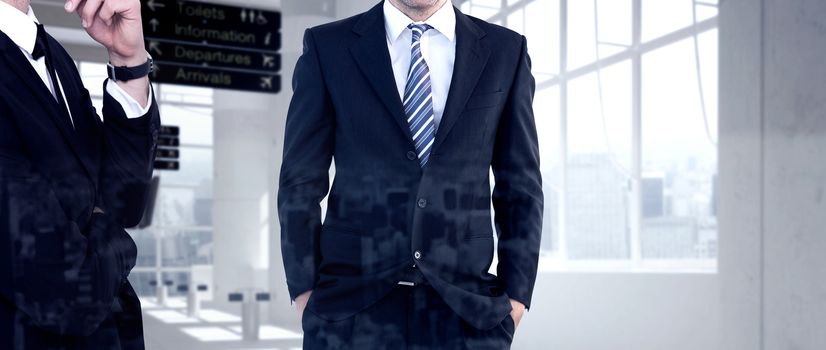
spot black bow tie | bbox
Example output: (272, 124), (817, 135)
(31, 23), (48, 60)
(28, 22), (74, 127)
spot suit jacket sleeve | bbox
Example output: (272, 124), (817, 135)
(0, 92), (156, 337)
(97, 80), (160, 227)
(277, 28), (335, 301)
(491, 35), (543, 310)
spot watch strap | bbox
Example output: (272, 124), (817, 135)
(108, 55), (154, 82)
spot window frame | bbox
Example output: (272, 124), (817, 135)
(459, 0), (719, 272)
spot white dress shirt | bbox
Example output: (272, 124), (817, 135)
(0, 2), (151, 126)
(383, 0), (456, 131)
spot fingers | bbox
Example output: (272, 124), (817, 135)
(64, 0), (78, 13)
(77, 0), (102, 28)
(98, 0), (117, 26)
(73, 0), (136, 28)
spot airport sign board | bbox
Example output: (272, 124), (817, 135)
(141, 0), (282, 93)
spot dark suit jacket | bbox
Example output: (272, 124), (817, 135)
(0, 29), (159, 349)
(278, 2), (542, 330)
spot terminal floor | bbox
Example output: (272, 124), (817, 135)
(141, 297), (304, 350)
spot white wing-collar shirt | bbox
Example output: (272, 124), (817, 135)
(383, 0), (456, 131)
(0, 1), (152, 127)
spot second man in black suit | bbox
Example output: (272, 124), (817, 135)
(279, 0), (542, 348)
(0, 0), (159, 349)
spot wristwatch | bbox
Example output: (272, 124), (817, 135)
(107, 53), (154, 82)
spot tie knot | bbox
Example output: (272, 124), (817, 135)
(32, 23), (48, 60)
(408, 23), (432, 41)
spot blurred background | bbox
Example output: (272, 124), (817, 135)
(29, 0), (825, 349)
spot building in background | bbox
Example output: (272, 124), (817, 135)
(566, 154), (630, 259)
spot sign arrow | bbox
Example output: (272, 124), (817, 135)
(262, 54), (274, 68)
(240, 9), (247, 23)
(149, 18), (160, 32)
(147, 0), (165, 11)
(148, 41), (162, 55)
(260, 76), (273, 89)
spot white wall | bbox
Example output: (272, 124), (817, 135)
(513, 273), (719, 350)
(719, 0), (826, 349)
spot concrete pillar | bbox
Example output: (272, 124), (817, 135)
(211, 0), (343, 326)
(718, 0), (763, 348)
(212, 88), (277, 312)
(720, 0), (826, 349)
(211, 0), (287, 321)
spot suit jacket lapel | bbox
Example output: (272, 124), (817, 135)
(432, 8), (490, 155)
(49, 36), (100, 178)
(349, 3), (415, 145)
(0, 32), (96, 179)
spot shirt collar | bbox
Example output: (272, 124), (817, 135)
(383, 0), (456, 44)
(0, 1), (40, 56)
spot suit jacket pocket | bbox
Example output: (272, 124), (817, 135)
(465, 91), (505, 110)
(321, 223), (363, 236)
(319, 224), (373, 270)
(464, 215), (494, 240)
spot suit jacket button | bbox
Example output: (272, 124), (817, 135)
(414, 251), (422, 260)
(406, 151), (417, 160)
(417, 198), (427, 208)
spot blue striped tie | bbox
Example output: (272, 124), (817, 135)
(404, 23), (436, 168)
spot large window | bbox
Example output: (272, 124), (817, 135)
(79, 62), (216, 295)
(458, 0), (718, 271)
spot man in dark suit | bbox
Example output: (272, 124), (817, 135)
(279, 0), (541, 348)
(0, 0), (159, 349)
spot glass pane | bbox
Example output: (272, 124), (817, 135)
(695, 3), (719, 22)
(127, 271), (157, 297)
(568, 0), (632, 67)
(163, 272), (191, 297)
(468, 0), (502, 19)
(507, 8), (524, 34)
(597, 0), (632, 58)
(642, 0), (694, 42)
(566, 61), (632, 259)
(159, 84), (214, 105)
(79, 62), (107, 97)
(567, 0), (597, 69)
(129, 228), (157, 267)
(161, 228), (214, 267)
(470, 0), (502, 8)
(525, 0), (559, 75)
(152, 184), (214, 227)
(567, 61), (632, 169)
(641, 35), (718, 259)
(159, 104), (214, 146)
(698, 29), (718, 143)
(535, 86), (561, 254)
(157, 147), (213, 187)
